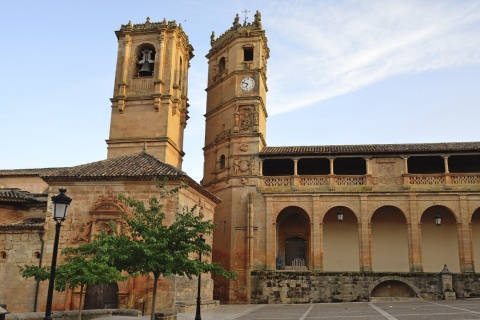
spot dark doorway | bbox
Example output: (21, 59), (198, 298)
(285, 237), (307, 266)
(84, 283), (119, 309)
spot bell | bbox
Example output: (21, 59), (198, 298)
(139, 61), (152, 76)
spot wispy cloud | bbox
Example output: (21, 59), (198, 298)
(264, 1), (480, 115)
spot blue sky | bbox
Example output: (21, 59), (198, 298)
(1, 0), (479, 181)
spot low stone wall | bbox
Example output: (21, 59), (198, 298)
(251, 271), (480, 304)
(5, 309), (140, 320)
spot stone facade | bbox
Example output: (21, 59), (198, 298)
(203, 13), (480, 304)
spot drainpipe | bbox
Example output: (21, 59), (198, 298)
(34, 230), (45, 312)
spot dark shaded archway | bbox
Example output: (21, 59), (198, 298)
(276, 206), (310, 269)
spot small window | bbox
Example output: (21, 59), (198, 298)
(219, 155), (226, 170)
(243, 48), (253, 61)
(219, 57), (226, 72)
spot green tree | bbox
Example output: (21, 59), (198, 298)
(20, 252), (124, 320)
(106, 182), (235, 320)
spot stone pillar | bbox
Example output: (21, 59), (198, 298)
(259, 160), (263, 176)
(329, 158), (334, 175)
(458, 195), (474, 272)
(293, 158), (298, 176)
(265, 199), (276, 270)
(443, 156), (450, 173)
(311, 197), (322, 271)
(359, 196), (372, 272)
(408, 194), (423, 272)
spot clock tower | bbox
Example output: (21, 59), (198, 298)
(202, 11), (269, 303)
(107, 18), (194, 169)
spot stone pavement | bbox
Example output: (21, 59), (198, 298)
(99, 299), (480, 320)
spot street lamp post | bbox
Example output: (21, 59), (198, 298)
(195, 235), (206, 320)
(43, 188), (72, 320)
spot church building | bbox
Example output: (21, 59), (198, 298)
(1, 11), (480, 315)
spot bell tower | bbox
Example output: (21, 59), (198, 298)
(202, 11), (269, 303)
(107, 18), (194, 169)
(203, 11), (269, 187)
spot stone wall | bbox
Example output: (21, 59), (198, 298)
(0, 230), (44, 313)
(250, 271), (480, 304)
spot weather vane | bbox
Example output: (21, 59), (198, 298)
(242, 9), (250, 24)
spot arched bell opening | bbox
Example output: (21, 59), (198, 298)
(276, 206), (310, 270)
(135, 44), (156, 77)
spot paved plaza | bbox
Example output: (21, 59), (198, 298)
(101, 299), (480, 320)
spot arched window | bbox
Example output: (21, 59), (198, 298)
(136, 44), (155, 77)
(219, 155), (226, 170)
(218, 57), (226, 73)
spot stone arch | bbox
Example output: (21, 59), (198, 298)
(421, 205), (460, 272)
(323, 206), (359, 271)
(369, 276), (421, 299)
(368, 203), (410, 225)
(371, 206), (409, 272)
(276, 206), (310, 269)
(471, 207), (480, 272)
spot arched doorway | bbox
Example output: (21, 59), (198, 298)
(323, 207), (359, 271)
(84, 283), (119, 309)
(276, 206), (310, 269)
(472, 208), (480, 272)
(371, 206), (409, 272)
(421, 206), (459, 272)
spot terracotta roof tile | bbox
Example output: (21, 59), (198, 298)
(0, 188), (39, 203)
(0, 168), (64, 177)
(260, 142), (480, 157)
(41, 152), (220, 204)
(0, 218), (45, 231)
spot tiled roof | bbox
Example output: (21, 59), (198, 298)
(0, 188), (40, 203)
(0, 167), (64, 177)
(0, 217), (45, 231)
(260, 142), (480, 157)
(41, 152), (221, 204)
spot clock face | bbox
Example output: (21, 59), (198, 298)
(241, 77), (255, 91)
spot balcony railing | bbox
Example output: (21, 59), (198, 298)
(261, 173), (480, 192)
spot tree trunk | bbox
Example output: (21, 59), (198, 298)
(150, 274), (159, 320)
(78, 285), (84, 320)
